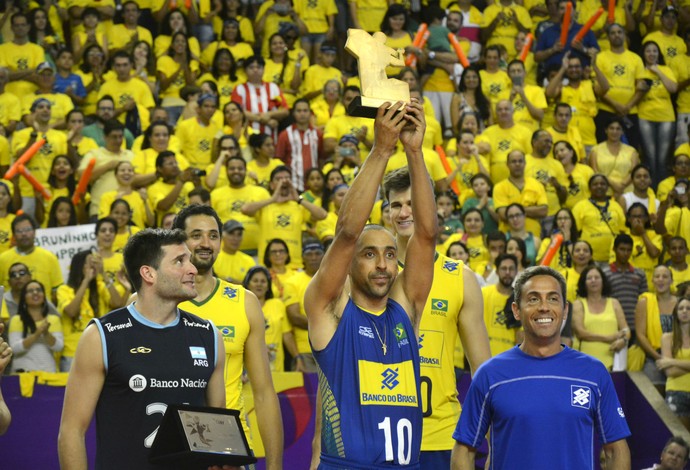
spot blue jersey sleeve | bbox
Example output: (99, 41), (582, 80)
(453, 366), (491, 449)
(595, 367), (631, 444)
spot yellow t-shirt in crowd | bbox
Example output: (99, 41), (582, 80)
(482, 284), (518, 356)
(214, 250), (256, 284)
(262, 297), (290, 372)
(210, 184), (271, 251)
(57, 281), (111, 358)
(476, 123), (533, 183)
(596, 49), (645, 114)
(638, 65), (677, 122)
(493, 176), (548, 235)
(0, 42), (44, 96)
(282, 271), (313, 354)
(11, 128), (68, 196)
(175, 117), (223, 168)
(525, 154), (569, 216)
(572, 197), (628, 262)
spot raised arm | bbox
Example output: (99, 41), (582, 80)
(304, 103), (407, 351)
(390, 100), (439, 330)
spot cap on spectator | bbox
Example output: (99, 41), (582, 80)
(197, 93), (217, 106)
(30, 97), (52, 112)
(339, 134), (359, 146)
(222, 220), (244, 233)
(37, 62), (54, 74)
(320, 44), (337, 54)
(662, 5), (678, 16)
(180, 85), (201, 101)
(303, 242), (325, 254)
(223, 18), (239, 26)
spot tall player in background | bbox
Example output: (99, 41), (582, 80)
(382, 167), (491, 468)
(172, 204), (284, 470)
(305, 100), (437, 468)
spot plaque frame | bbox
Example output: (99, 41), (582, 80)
(149, 404), (257, 469)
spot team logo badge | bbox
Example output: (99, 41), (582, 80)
(129, 374), (147, 392)
(571, 385), (591, 409)
(381, 368), (400, 390)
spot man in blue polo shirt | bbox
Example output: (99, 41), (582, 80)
(451, 266), (630, 470)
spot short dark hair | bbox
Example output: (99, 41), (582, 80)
(496, 253), (518, 269)
(172, 204), (222, 232)
(554, 102), (571, 114)
(226, 155), (246, 168)
(514, 266), (567, 307)
(613, 233), (633, 248)
(576, 265), (611, 298)
(155, 150), (176, 168)
(244, 55), (265, 68)
(270, 165), (291, 181)
(188, 187), (211, 203)
(662, 436), (690, 462)
(486, 230), (507, 244)
(111, 50), (132, 63)
(103, 119), (125, 136)
(123, 228), (188, 292)
(12, 214), (38, 233)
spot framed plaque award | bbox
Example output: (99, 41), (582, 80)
(149, 404), (257, 469)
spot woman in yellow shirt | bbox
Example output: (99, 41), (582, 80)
(71, 7), (109, 65)
(58, 250), (129, 371)
(636, 265), (678, 388)
(380, 4), (412, 77)
(197, 49), (242, 111)
(263, 238), (297, 299)
(572, 265), (630, 370)
(100, 161), (154, 229)
(263, 33), (302, 107)
(246, 133), (283, 189)
(36, 155), (84, 227)
(132, 41), (157, 96)
(242, 265), (297, 372)
(154, 10), (201, 58)
(590, 118), (640, 198)
(562, 240), (595, 303)
(658, 297), (690, 429)
(76, 44), (107, 116)
(46, 197), (77, 228)
(554, 140), (594, 209)
(219, 101), (254, 161)
(28, 7), (63, 60)
(108, 199), (143, 252)
(201, 18), (254, 68)
(626, 203), (662, 288)
(638, 41), (678, 186)
(158, 32), (200, 124)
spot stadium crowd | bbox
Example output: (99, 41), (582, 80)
(1, 0), (690, 452)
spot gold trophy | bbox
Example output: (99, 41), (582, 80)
(345, 29), (411, 118)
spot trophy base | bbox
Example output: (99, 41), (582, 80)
(347, 96), (408, 119)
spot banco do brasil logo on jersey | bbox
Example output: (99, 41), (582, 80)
(381, 368), (400, 390)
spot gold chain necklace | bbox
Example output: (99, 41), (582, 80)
(370, 321), (387, 356)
